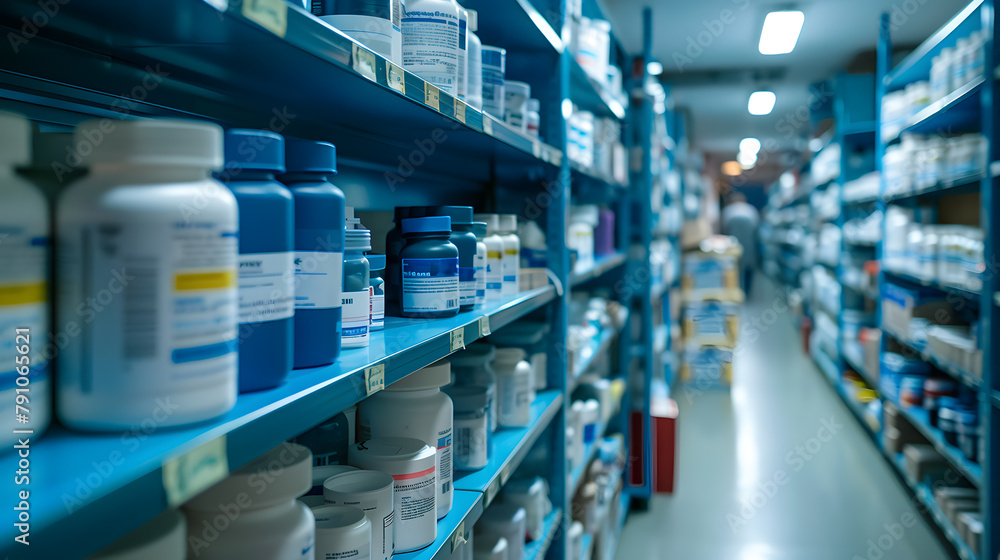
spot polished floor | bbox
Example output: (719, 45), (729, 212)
(615, 274), (953, 560)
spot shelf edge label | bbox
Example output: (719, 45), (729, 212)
(479, 316), (491, 337)
(241, 0), (287, 37)
(454, 100), (467, 123)
(424, 83), (441, 112)
(482, 116), (493, 136)
(450, 328), (465, 352)
(451, 521), (467, 553)
(162, 435), (229, 507)
(365, 363), (386, 394)
(387, 63), (405, 94)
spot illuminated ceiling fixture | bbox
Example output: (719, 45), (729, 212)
(739, 137), (761, 155)
(722, 161), (743, 176)
(759, 10), (805, 55)
(647, 61), (664, 76)
(748, 91), (776, 115)
(737, 151), (757, 169)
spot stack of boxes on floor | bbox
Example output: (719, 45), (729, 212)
(678, 237), (744, 388)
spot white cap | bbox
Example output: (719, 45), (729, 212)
(324, 469), (395, 499)
(0, 111), (31, 166)
(494, 347), (527, 363)
(570, 205), (599, 227)
(473, 535), (508, 560)
(86, 509), (186, 560)
(474, 213), (500, 235)
(499, 214), (518, 233)
(312, 464), (358, 488)
(185, 443), (312, 511)
(467, 9), (478, 32)
(349, 437), (436, 469)
(77, 118), (223, 170)
(390, 359), (450, 390)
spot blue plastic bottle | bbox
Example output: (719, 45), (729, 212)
(386, 206), (433, 316)
(281, 140), (345, 368)
(399, 216), (460, 318)
(218, 129), (296, 392)
(432, 206), (478, 311)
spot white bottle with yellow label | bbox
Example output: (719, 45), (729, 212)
(57, 119), (239, 430)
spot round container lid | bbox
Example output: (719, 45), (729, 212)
(567, 521), (584, 538)
(493, 347), (527, 363)
(444, 385), (488, 411)
(474, 214), (500, 235)
(956, 410), (978, 425)
(937, 396), (960, 409)
(185, 443), (312, 510)
(313, 464), (358, 488)
(480, 502), (526, 527)
(488, 321), (549, 345)
(324, 469), (395, 497)
(498, 214), (518, 233)
(449, 343), (496, 367)
(938, 407), (958, 421)
(311, 504), (369, 531)
(402, 215), (451, 234)
(434, 206), (474, 225)
(79, 118), (223, 170)
(284, 138), (337, 174)
(223, 129), (284, 173)
(367, 254), (386, 271)
(473, 221), (488, 239)
(86, 509), (186, 560)
(0, 111), (30, 166)
(390, 360), (451, 390)
(570, 205), (600, 227)
(350, 437), (436, 468)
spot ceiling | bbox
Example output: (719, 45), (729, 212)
(601, 0), (968, 178)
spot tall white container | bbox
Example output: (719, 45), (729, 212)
(465, 10), (483, 109)
(402, 0), (461, 95)
(493, 348), (532, 428)
(474, 214), (505, 300)
(498, 215), (520, 297)
(57, 118), (238, 430)
(324, 470), (396, 560)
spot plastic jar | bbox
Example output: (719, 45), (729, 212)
(502, 477), (550, 541)
(315, 0), (403, 65)
(466, 10), (483, 109)
(580, 399), (600, 443)
(473, 535), (508, 560)
(503, 81), (531, 133)
(569, 205), (598, 273)
(434, 206), (478, 311)
(457, 7), (469, 100)
(311, 505), (372, 560)
(183, 443), (315, 560)
(358, 360), (453, 519)
(368, 254), (386, 331)
(295, 405), (357, 467)
(473, 221), (488, 307)
(899, 376), (925, 408)
(937, 405), (961, 446)
(57, 118), (237, 430)
(525, 98), (540, 138)
(489, 321), (550, 392)
(386, 206), (433, 315)
(349, 437), (437, 552)
(398, 216), (460, 317)
(445, 385), (490, 470)
(86, 509), (186, 559)
(474, 214), (504, 300)
(282, 139), (346, 369)
(575, 17), (611, 83)
(309, 464), (358, 496)
(343, 208), (372, 348)
(923, 379), (957, 426)
(401, 0), (460, 95)
(0, 112), (51, 445)
(493, 348), (533, 428)
(449, 342), (498, 431)
(497, 214), (520, 296)
(218, 129), (295, 393)
(956, 414), (979, 463)
(481, 46), (506, 119)
(323, 470), (396, 560)
(476, 503), (526, 560)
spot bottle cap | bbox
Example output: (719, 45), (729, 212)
(494, 347), (527, 363)
(499, 214), (518, 233)
(185, 443), (312, 510)
(434, 206), (474, 226)
(222, 129), (284, 173)
(402, 216), (451, 234)
(467, 9), (478, 32)
(473, 221), (488, 239)
(285, 138), (337, 174)
(444, 385), (488, 411)
(78, 118), (223, 170)
(474, 214), (500, 234)
(367, 254), (386, 271)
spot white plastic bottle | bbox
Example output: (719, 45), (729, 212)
(518, 220), (547, 270)
(472, 221), (488, 307)
(0, 112), (52, 447)
(465, 9), (483, 109)
(57, 119), (238, 430)
(493, 348), (532, 428)
(401, 0), (460, 95)
(498, 214), (520, 296)
(184, 443), (315, 560)
(457, 6), (469, 100)
(318, 0), (403, 65)
(357, 360), (454, 519)
(474, 214), (504, 300)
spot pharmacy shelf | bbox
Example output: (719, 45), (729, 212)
(524, 509), (563, 560)
(0, 0), (563, 185)
(882, 325), (986, 393)
(0, 286), (555, 557)
(884, 173), (983, 202)
(397, 490), (484, 560)
(570, 58), (627, 120)
(886, 451), (978, 560)
(464, 0), (563, 54)
(843, 342), (877, 387)
(812, 346), (841, 384)
(884, 0), (985, 89)
(454, 390), (563, 507)
(887, 77), (984, 142)
(571, 161), (628, 199)
(570, 252), (628, 286)
(843, 194), (881, 206)
(837, 382), (880, 440)
(570, 315), (627, 391)
(883, 269), (980, 301)
(888, 396), (983, 486)
(569, 419), (612, 495)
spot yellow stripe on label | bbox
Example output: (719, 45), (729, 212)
(0, 282), (46, 306)
(174, 271), (236, 291)
(487, 251), (502, 259)
(504, 249), (517, 255)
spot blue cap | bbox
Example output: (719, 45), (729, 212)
(402, 216), (451, 234)
(284, 139), (337, 174)
(223, 129), (284, 172)
(367, 254), (386, 271)
(433, 206), (474, 225)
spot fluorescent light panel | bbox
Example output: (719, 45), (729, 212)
(748, 91), (776, 115)
(759, 11), (804, 55)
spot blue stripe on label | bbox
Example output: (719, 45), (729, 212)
(222, 232), (239, 238)
(503, 275), (516, 282)
(459, 267), (476, 282)
(403, 258), (459, 277)
(343, 326), (369, 337)
(171, 339), (237, 364)
(487, 282), (502, 290)
(476, 290), (486, 297)
(405, 17), (451, 23)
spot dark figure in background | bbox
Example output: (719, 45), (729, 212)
(721, 192), (760, 293)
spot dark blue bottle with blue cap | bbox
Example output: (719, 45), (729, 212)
(399, 216), (460, 318)
(218, 129), (295, 393)
(281, 139), (345, 368)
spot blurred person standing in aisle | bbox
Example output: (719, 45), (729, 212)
(721, 192), (759, 293)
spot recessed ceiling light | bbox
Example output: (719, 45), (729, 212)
(647, 61), (663, 76)
(739, 137), (761, 155)
(722, 161), (743, 176)
(748, 91), (776, 115)
(759, 10), (805, 55)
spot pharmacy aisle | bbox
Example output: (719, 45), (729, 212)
(616, 277), (951, 560)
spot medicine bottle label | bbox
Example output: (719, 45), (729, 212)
(237, 251), (295, 324)
(294, 251), (343, 309)
(0, 227), (49, 384)
(401, 9), (459, 95)
(474, 247), (486, 303)
(401, 257), (459, 313)
(454, 415), (488, 469)
(371, 287), (385, 329)
(459, 266), (476, 307)
(58, 220), (238, 393)
(521, 248), (547, 268)
(342, 289), (371, 346)
(437, 428), (453, 494)
(486, 250), (502, 295)
(502, 248), (518, 284)
(393, 470), (436, 521)
(321, 14), (395, 61)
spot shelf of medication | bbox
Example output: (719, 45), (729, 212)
(570, 252), (628, 286)
(524, 509), (563, 560)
